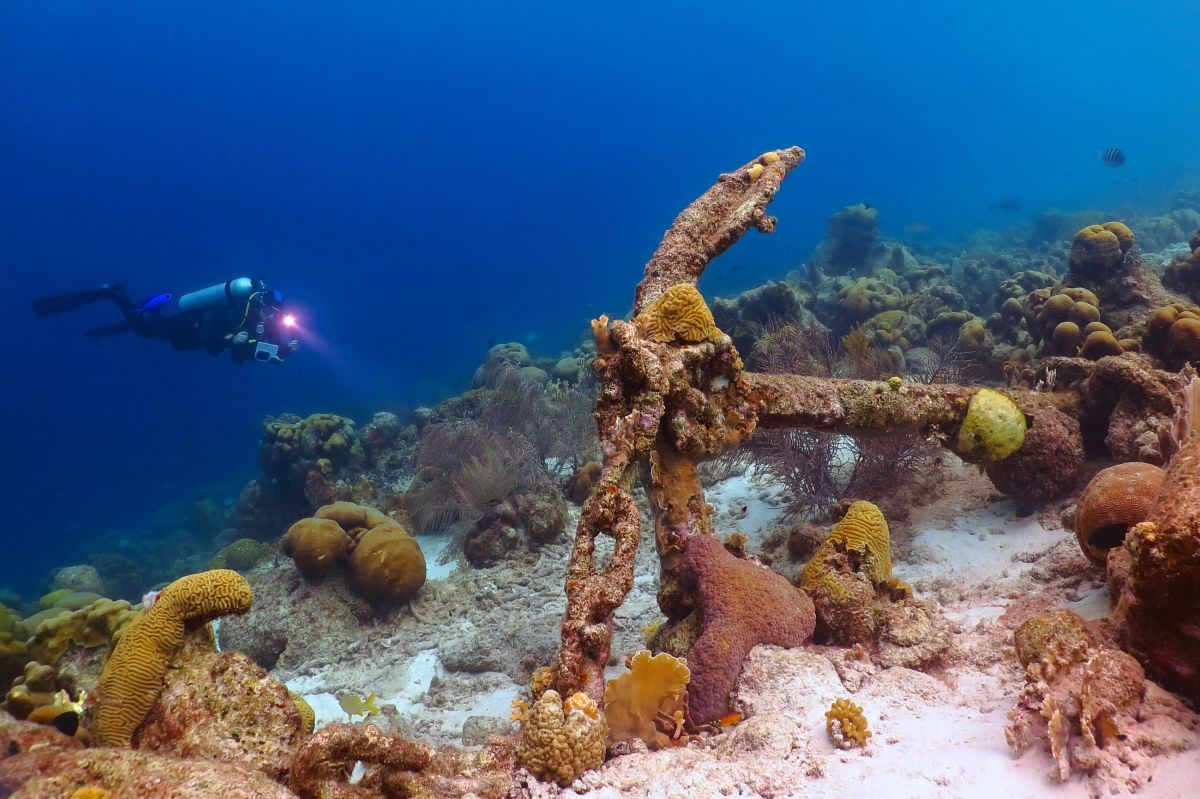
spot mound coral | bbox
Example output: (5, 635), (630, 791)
(1073, 462), (1165, 565)
(825, 697), (871, 749)
(603, 650), (690, 748)
(280, 502), (426, 604)
(634, 283), (722, 344)
(347, 524), (426, 604)
(838, 276), (905, 319)
(517, 689), (607, 786)
(956, 388), (1027, 462)
(259, 412), (366, 509)
(1162, 229), (1200, 296)
(1143, 302), (1200, 368)
(984, 405), (1083, 503)
(1067, 222), (1134, 285)
(94, 569), (253, 747)
(280, 518), (350, 579)
(209, 538), (273, 572)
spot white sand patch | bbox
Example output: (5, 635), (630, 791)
(418, 534), (458, 580)
(704, 471), (790, 549)
(896, 501), (1058, 586)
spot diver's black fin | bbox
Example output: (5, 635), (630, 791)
(32, 284), (127, 317)
(85, 320), (134, 339)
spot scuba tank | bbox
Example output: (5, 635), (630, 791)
(176, 277), (261, 314)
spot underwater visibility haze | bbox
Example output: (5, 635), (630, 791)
(3, 2), (1200, 796)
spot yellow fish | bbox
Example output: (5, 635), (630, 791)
(337, 691), (380, 720)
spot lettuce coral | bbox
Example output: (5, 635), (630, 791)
(94, 569), (253, 747)
(602, 650), (690, 748)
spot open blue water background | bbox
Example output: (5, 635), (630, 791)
(2, 1), (1198, 593)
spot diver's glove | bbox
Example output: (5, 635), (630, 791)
(233, 331), (250, 345)
(288, 339), (299, 352)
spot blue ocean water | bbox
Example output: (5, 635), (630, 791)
(2, 0), (1199, 594)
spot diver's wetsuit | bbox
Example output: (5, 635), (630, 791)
(33, 278), (298, 364)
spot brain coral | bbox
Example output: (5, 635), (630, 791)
(1073, 462), (1165, 565)
(673, 534), (815, 725)
(603, 650), (690, 748)
(94, 569), (252, 747)
(634, 284), (722, 344)
(800, 501), (914, 645)
(518, 689), (606, 786)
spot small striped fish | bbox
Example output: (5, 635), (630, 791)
(1100, 147), (1126, 167)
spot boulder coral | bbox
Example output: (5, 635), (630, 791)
(1067, 222), (1134, 285)
(280, 502), (426, 605)
(955, 388), (1027, 462)
(94, 569), (253, 747)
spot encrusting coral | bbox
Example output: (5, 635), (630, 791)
(825, 697), (871, 749)
(602, 650), (690, 749)
(1110, 432), (1200, 705)
(1072, 462), (1165, 566)
(656, 534), (815, 726)
(93, 569), (253, 747)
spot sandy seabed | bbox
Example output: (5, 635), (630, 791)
(244, 460), (1199, 799)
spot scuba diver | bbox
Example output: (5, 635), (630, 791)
(33, 277), (300, 364)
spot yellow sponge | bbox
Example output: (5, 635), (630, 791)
(956, 388), (1026, 461)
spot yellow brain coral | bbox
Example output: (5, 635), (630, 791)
(94, 569), (253, 747)
(819, 501), (895, 584)
(956, 388), (1026, 462)
(603, 649), (690, 748)
(518, 689), (607, 786)
(289, 690), (316, 734)
(826, 697), (871, 748)
(635, 284), (722, 344)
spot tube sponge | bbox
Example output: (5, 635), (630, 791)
(94, 569), (252, 747)
(956, 388), (1026, 462)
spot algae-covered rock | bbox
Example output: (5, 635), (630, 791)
(135, 649), (306, 780)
